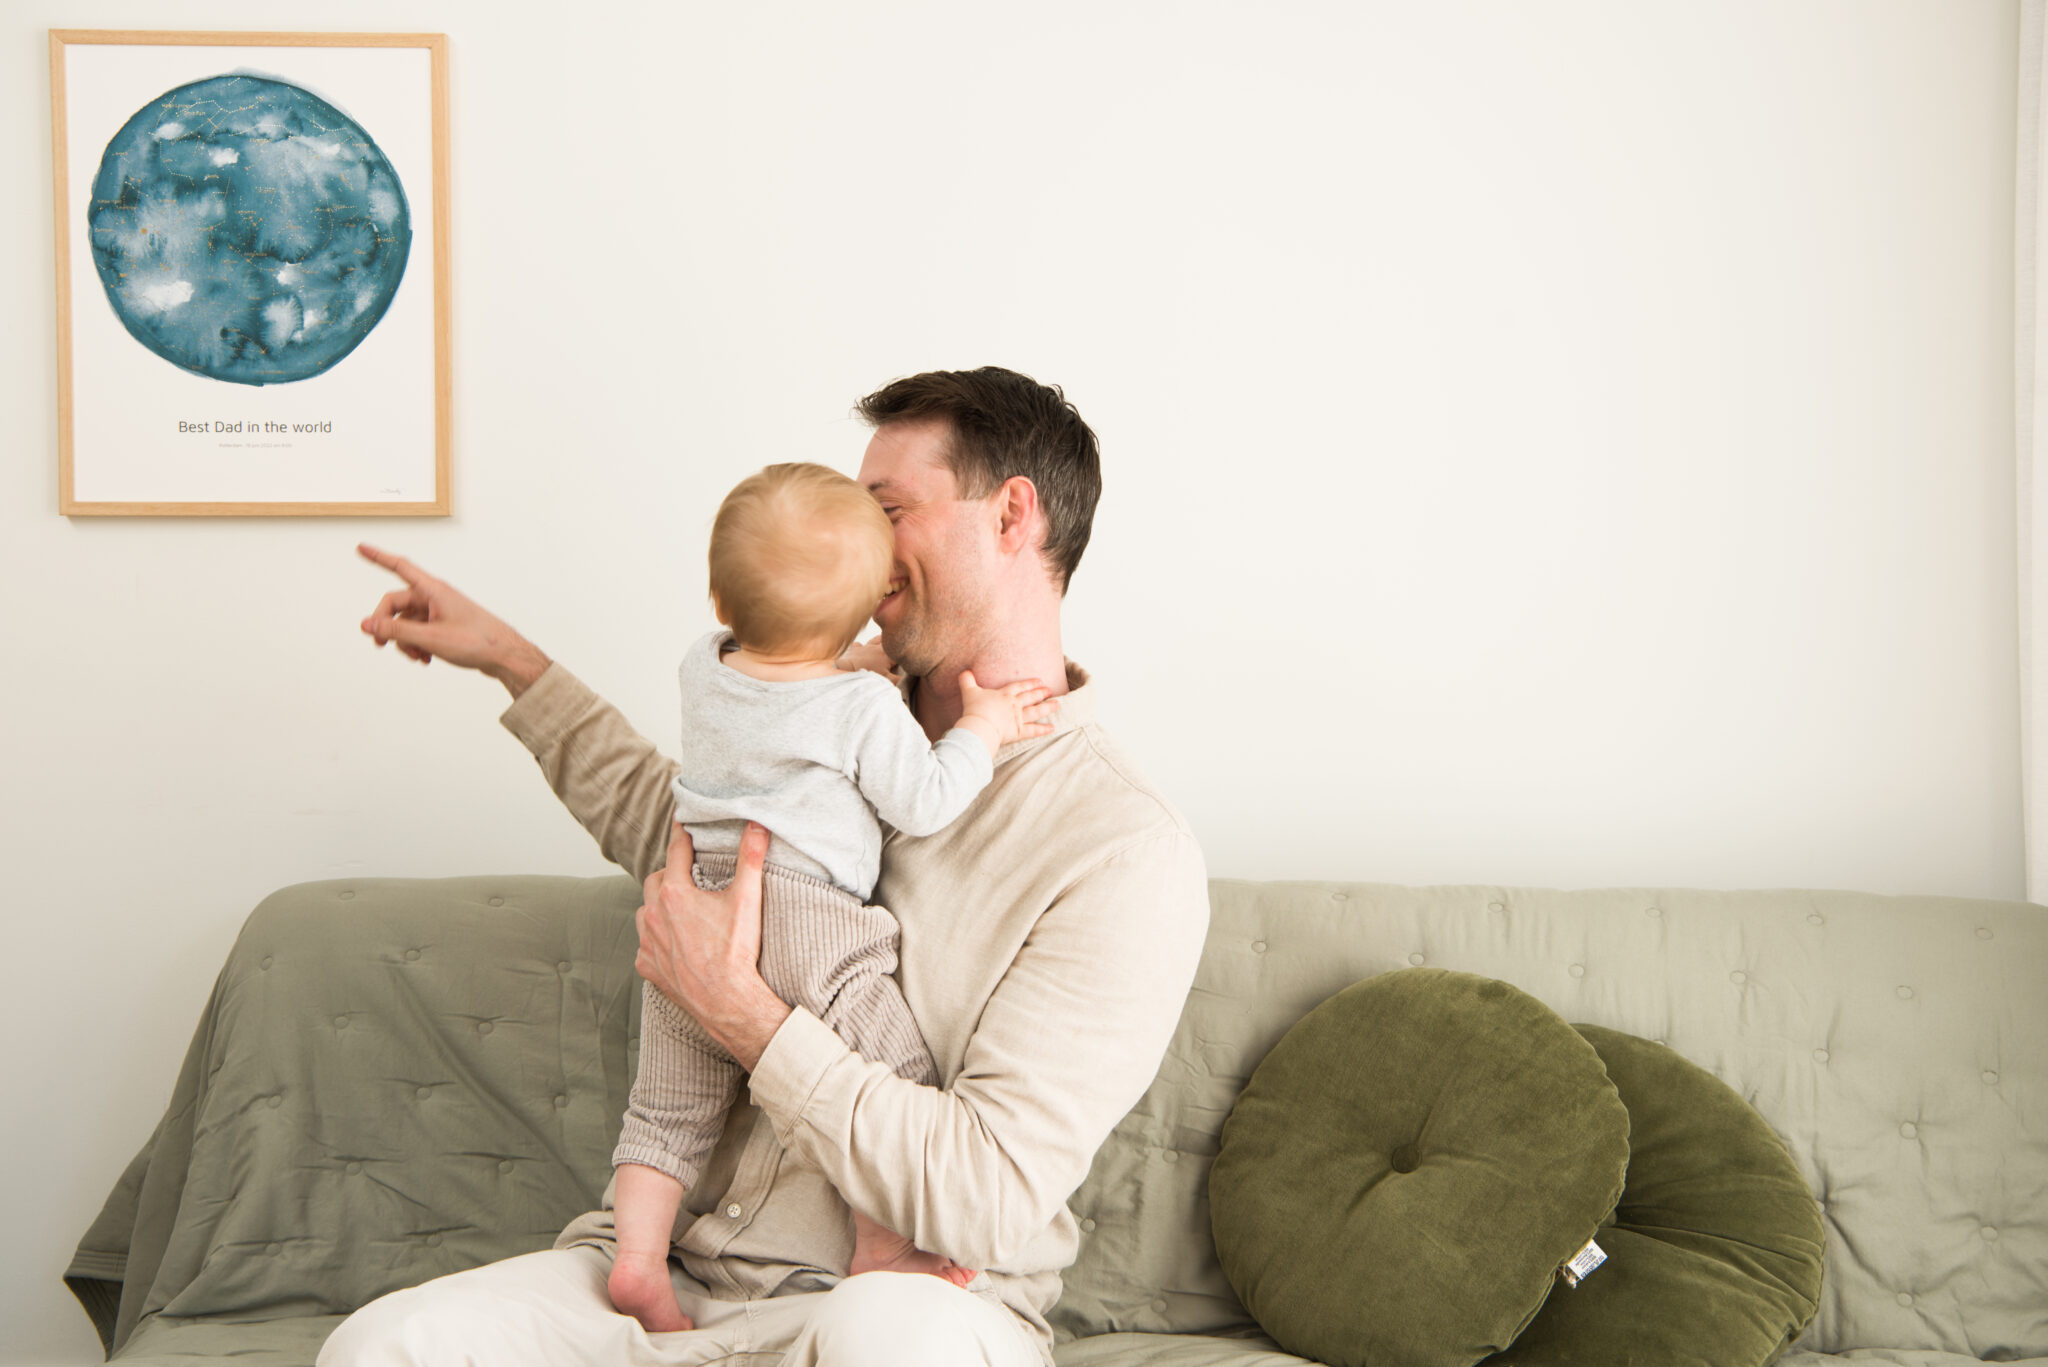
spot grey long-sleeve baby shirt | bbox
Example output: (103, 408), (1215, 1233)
(668, 630), (993, 898)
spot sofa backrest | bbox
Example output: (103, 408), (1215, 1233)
(1050, 880), (2048, 1360)
(109, 875), (647, 1335)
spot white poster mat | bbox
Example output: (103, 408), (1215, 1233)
(60, 41), (439, 507)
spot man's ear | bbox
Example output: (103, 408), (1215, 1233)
(994, 475), (1042, 558)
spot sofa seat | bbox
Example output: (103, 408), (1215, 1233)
(93, 1317), (346, 1367)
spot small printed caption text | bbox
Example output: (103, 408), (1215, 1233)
(178, 420), (334, 434)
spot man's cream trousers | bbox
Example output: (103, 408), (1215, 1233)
(315, 1246), (1044, 1367)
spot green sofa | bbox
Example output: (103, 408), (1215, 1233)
(67, 875), (2048, 1365)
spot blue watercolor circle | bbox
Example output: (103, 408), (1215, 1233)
(87, 73), (411, 387)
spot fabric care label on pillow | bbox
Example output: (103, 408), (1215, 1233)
(1559, 1240), (1607, 1289)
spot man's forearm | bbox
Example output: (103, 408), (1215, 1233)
(499, 664), (684, 884)
(712, 987), (790, 1073)
(748, 831), (1212, 1269)
(708, 982), (794, 1073)
(486, 636), (553, 700)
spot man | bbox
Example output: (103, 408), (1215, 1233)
(320, 368), (1209, 1367)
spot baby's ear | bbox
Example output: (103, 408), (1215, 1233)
(709, 592), (730, 626)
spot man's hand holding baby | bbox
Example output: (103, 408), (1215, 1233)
(636, 821), (790, 1073)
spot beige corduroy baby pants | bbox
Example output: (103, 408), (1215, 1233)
(612, 852), (934, 1189)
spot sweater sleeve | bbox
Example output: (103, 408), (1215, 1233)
(744, 828), (1210, 1269)
(846, 688), (996, 838)
(499, 663), (682, 884)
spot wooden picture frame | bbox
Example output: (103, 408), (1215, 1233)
(51, 30), (451, 516)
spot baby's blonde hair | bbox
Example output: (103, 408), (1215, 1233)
(708, 463), (893, 659)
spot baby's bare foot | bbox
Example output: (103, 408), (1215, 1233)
(608, 1250), (694, 1333)
(850, 1219), (978, 1288)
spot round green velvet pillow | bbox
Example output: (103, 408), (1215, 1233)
(1209, 969), (1632, 1367)
(1479, 1025), (1825, 1367)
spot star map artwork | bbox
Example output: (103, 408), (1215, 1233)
(86, 73), (411, 387)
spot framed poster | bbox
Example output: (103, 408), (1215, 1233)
(50, 30), (450, 516)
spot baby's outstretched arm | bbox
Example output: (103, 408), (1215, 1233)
(850, 675), (1054, 837)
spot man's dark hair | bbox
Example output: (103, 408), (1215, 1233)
(856, 366), (1102, 594)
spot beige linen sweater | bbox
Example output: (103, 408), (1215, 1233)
(499, 660), (1210, 1353)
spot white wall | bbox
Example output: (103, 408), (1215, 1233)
(0, 1), (2021, 1359)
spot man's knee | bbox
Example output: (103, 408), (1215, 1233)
(320, 1277), (533, 1367)
(792, 1273), (1032, 1367)
(316, 1284), (433, 1367)
(315, 1248), (616, 1367)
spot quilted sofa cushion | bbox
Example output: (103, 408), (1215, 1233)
(1051, 881), (2048, 1362)
(67, 875), (646, 1356)
(1209, 970), (1629, 1367)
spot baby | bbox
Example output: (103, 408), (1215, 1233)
(607, 461), (1055, 1333)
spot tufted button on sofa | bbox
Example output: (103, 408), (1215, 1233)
(66, 876), (2047, 1366)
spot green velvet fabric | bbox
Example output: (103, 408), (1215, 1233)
(1208, 969), (1631, 1367)
(1481, 1025), (1826, 1367)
